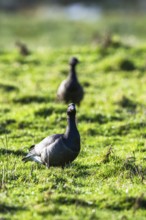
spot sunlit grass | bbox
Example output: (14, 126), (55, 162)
(1, 12), (146, 220)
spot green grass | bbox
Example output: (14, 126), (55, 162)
(1, 12), (146, 220)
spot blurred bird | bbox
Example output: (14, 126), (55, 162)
(22, 103), (80, 168)
(57, 57), (84, 106)
(15, 41), (30, 56)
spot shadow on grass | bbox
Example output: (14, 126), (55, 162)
(16, 57), (40, 65)
(35, 107), (65, 118)
(79, 113), (123, 124)
(0, 119), (16, 135)
(13, 95), (52, 104)
(0, 108), (10, 114)
(38, 197), (96, 217)
(0, 203), (26, 214)
(0, 127), (10, 135)
(54, 196), (97, 208)
(38, 208), (62, 217)
(106, 196), (146, 211)
(108, 122), (146, 136)
(0, 148), (26, 156)
(115, 96), (137, 111)
(82, 81), (91, 87)
(34, 107), (66, 120)
(1, 119), (16, 125)
(72, 163), (98, 178)
(0, 83), (19, 92)
(35, 107), (54, 118)
(18, 121), (32, 129)
(119, 59), (136, 71)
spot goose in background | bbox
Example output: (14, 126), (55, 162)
(15, 41), (30, 56)
(57, 57), (84, 106)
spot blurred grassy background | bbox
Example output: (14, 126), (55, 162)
(0, 3), (146, 50)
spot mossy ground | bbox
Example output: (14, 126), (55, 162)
(1, 12), (146, 220)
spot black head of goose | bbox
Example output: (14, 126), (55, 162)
(22, 103), (80, 168)
(57, 57), (84, 106)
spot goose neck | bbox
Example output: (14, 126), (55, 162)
(64, 115), (77, 137)
(69, 65), (77, 81)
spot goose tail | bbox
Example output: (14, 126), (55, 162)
(22, 144), (42, 164)
(22, 154), (42, 164)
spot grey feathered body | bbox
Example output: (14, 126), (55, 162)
(22, 107), (80, 168)
(24, 134), (80, 167)
(57, 58), (84, 105)
(57, 78), (84, 105)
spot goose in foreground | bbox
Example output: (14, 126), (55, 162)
(57, 57), (84, 106)
(22, 103), (80, 167)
